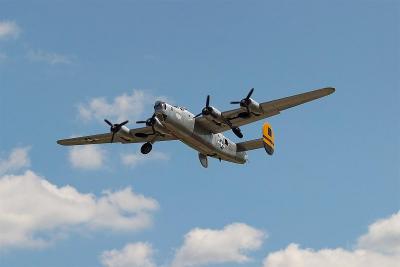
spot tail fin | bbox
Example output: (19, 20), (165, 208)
(262, 122), (274, 155)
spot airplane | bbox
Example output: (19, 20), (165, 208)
(57, 87), (335, 168)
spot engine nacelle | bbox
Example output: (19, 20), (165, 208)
(117, 125), (131, 140)
(245, 98), (262, 114)
(204, 106), (224, 124)
(152, 117), (169, 135)
(262, 122), (274, 155)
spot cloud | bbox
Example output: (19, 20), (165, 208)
(78, 90), (168, 123)
(263, 244), (399, 267)
(171, 223), (265, 267)
(27, 49), (72, 65)
(69, 145), (105, 170)
(0, 170), (159, 249)
(0, 147), (30, 175)
(101, 242), (156, 267)
(263, 211), (400, 267)
(121, 151), (169, 167)
(0, 21), (20, 40)
(357, 211), (400, 254)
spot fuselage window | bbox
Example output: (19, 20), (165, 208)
(268, 127), (272, 137)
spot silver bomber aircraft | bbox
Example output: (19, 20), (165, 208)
(57, 87), (335, 168)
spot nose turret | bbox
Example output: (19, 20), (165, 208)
(154, 101), (166, 114)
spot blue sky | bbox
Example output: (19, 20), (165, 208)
(0, 1), (399, 267)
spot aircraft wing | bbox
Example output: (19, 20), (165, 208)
(195, 87), (335, 133)
(57, 126), (177, 146)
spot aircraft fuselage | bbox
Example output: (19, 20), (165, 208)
(154, 101), (247, 164)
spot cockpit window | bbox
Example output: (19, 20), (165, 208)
(224, 139), (228, 146)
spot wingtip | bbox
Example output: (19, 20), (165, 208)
(325, 87), (336, 94)
(57, 140), (67, 146)
(316, 87), (335, 96)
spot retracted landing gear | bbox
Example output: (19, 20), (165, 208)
(198, 153), (208, 168)
(141, 142), (153, 154)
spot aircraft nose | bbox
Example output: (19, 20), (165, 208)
(154, 101), (166, 114)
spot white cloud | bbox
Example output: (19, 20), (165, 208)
(0, 170), (159, 249)
(121, 151), (169, 167)
(357, 211), (400, 254)
(263, 211), (400, 267)
(92, 187), (159, 231)
(0, 147), (30, 175)
(78, 90), (168, 123)
(69, 146), (105, 170)
(171, 223), (265, 267)
(0, 21), (20, 40)
(27, 49), (72, 65)
(101, 242), (156, 267)
(263, 244), (399, 267)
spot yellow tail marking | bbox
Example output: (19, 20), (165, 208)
(263, 122), (274, 155)
(262, 123), (274, 148)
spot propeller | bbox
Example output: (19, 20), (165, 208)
(194, 95), (244, 138)
(104, 119), (129, 143)
(136, 113), (156, 127)
(230, 88), (254, 110)
(135, 114), (157, 138)
(194, 95), (213, 118)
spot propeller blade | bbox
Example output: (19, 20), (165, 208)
(230, 101), (241, 104)
(119, 120), (129, 126)
(232, 127), (243, 138)
(221, 116), (244, 138)
(194, 113), (202, 118)
(246, 88), (254, 99)
(104, 119), (113, 127)
(136, 120), (147, 124)
(111, 132), (116, 143)
(206, 95), (210, 107)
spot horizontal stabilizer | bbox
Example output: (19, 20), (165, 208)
(236, 138), (264, 152)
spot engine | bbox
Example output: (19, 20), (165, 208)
(152, 117), (169, 135)
(231, 88), (263, 116)
(203, 106), (224, 124)
(203, 106), (243, 138)
(241, 98), (262, 115)
(116, 125), (131, 140)
(197, 94), (243, 138)
(246, 98), (262, 114)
